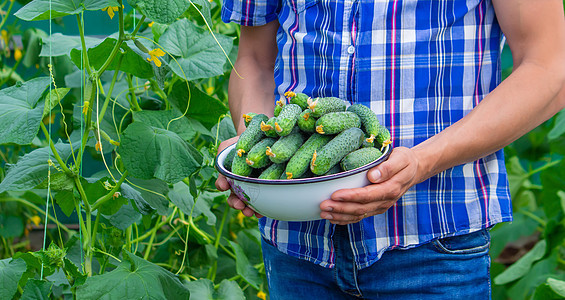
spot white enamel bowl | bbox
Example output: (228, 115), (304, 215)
(215, 143), (392, 222)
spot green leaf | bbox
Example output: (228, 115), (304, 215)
(35, 171), (75, 191)
(127, 0), (190, 24)
(548, 109), (565, 140)
(119, 122), (203, 183)
(559, 191), (565, 216)
(54, 190), (76, 217)
(40, 33), (102, 57)
(75, 251), (190, 299)
(20, 279), (53, 300)
(507, 252), (559, 300)
(42, 88), (70, 118)
(0, 214), (25, 238)
(169, 80), (228, 129)
(216, 279), (245, 300)
(82, 177), (128, 215)
(22, 28), (47, 68)
(547, 278), (565, 297)
(494, 239), (547, 285)
(15, 0), (119, 21)
(107, 200), (142, 230)
(133, 109), (195, 141)
(120, 178), (170, 215)
(0, 142), (73, 193)
(211, 116), (237, 143)
(228, 241), (261, 289)
(185, 278), (214, 300)
(0, 258), (27, 300)
(505, 156), (528, 199)
(0, 77), (51, 145)
(160, 19), (233, 81)
(168, 182), (217, 225)
(70, 38), (154, 79)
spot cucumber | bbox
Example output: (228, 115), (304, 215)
(297, 109), (316, 133)
(273, 99), (286, 117)
(260, 117), (278, 138)
(310, 127), (364, 175)
(376, 125), (392, 149)
(246, 138), (277, 168)
(235, 114), (268, 157)
(284, 91), (310, 110)
(231, 153), (253, 176)
(274, 104), (302, 137)
(285, 133), (332, 179)
(222, 148), (236, 171)
(315, 111), (361, 135)
(258, 163), (286, 180)
(340, 147), (383, 171)
(242, 112), (258, 127)
(266, 130), (304, 164)
(346, 104), (381, 143)
(308, 97), (347, 118)
(323, 164), (342, 176)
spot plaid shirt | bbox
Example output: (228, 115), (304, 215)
(222, 0), (512, 269)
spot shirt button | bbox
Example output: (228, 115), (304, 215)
(347, 45), (355, 54)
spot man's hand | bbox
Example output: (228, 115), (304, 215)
(319, 147), (424, 225)
(215, 136), (263, 218)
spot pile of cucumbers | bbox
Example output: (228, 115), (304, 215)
(223, 92), (392, 180)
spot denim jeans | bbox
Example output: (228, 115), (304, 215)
(261, 225), (491, 299)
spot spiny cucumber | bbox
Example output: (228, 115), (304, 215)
(308, 97), (346, 118)
(246, 138), (277, 168)
(285, 133), (332, 179)
(260, 117), (278, 138)
(266, 131), (304, 164)
(242, 112), (258, 127)
(231, 153), (253, 176)
(258, 163), (286, 180)
(274, 104), (302, 137)
(323, 164), (342, 176)
(376, 125), (392, 149)
(235, 114), (268, 157)
(284, 91), (310, 110)
(310, 128), (364, 175)
(274, 99), (286, 117)
(315, 111), (361, 135)
(222, 148), (236, 171)
(297, 109), (316, 133)
(346, 104), (381, 143)
(340, 147), (383, 171)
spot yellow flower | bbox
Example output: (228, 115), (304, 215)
(148, 21), (155, 27)
(95, 141), (102, 152)
(147, 48), (165, 67)
(236, 211), (245, 225)
(206, 86), (214, 95)
(30, 215), (42, 226)
(102, 6), (119, 19)
(14, 48), (22, 61)
(82, 101), (90, 115)
(1, 29), (8, 45)
(257, 291), (266, 300)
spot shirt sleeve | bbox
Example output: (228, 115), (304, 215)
(221, 0), (281, 26)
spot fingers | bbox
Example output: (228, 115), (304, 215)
(215, 174), (231, 191)
(367, 147), (412, 183)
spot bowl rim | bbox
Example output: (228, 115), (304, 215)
(215, 142), (392, 185)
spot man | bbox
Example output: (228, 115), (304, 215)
(216, 0), (565, 298)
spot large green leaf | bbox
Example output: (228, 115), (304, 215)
(119, 122), (203, 183)
(0, 214), (25, 238)
(160, 19), (233, 81)
(547, 278), (565, 297)
(133, 109), (195, 141)
(168, 182), (218, 225)
(0, 142), (73, 193)
(40, 33), (103, 57)
(20, 279), (53, 300)
(185, 279), (244, 300)
(15, 0), (119, 21)
(82, 177), (128, 215)
(120, 177), (170, 215)
(0, 77), (51, 145)
(228, 241), (261, 289)
(127, 0), (189, 24)
(168, 80), (228, 129)
(0, 258), (27, 300)
(75, 251), (190, 299)
(70, 38), (154, 79)
(548, 109), (565, 140)
(43, 88), (70, 118)
(494, 240), (547, 285)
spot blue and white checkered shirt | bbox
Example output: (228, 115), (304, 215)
(222, 0), (512, 269)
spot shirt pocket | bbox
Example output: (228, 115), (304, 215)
(286, 0), (319, 14)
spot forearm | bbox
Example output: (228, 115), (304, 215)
(413, 61), (565, 182)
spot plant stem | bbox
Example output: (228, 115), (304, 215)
(91, 171), (129, 211)
(207, 203), (230, 281)
(76, 14), (93, 75)
(97, 56), (124, 123)
(97, 0), (126, 75)
(131, 15), (146, 37)
(527, 159), (561, 177)
(125, 74), (141, 111)
(76, 77), (96, 168)
(0, 0), (15, 32)
(39, 123), (73, 175)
